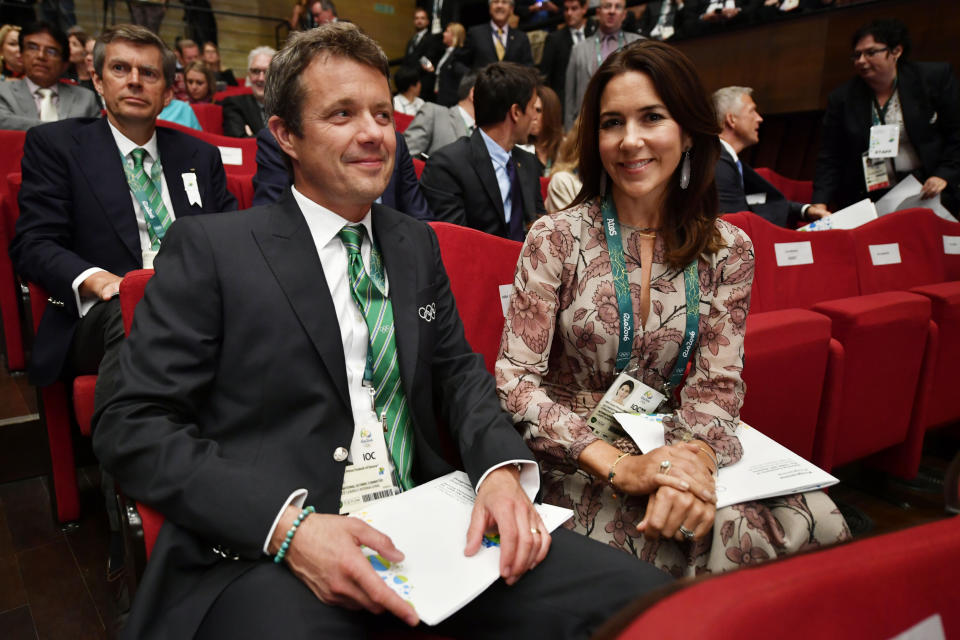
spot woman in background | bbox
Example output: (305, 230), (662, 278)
(544, 119), (582, 213)
(185, 60), (217, 104)
(531, 85), (563, 174)
(0, 24), (22, 79)
(433, 22), (468, 107)
(65, 27), (91, 84)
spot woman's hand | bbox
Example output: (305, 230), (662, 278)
(637, 484), (717, 541)
(612, 443), (717, 503)
(921, 176), (947, 199)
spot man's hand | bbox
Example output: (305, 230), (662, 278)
(464, 466), (549, 586)
(80, 271), (123, 301)
(721, 6), (741, 19)
(921, 176), (947, 199)
(272, 507), (419, 626)
(806, 204), (832, 220)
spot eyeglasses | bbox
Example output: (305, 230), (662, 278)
(600, 1), (625, 10)
(850, 47), (889, 61)
(248, 67), (268, 77)
(24, 41), (62, 58)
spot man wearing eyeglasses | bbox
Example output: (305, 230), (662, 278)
(0, 21), (100, 130)
(222, 46), (276, 137)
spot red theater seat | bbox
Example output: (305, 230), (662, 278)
(754, 166), (813, 204)
(412, 157), (425, 179)
(213, 86), (252, 102)
(190, 102), (224, 135)
(0, 170), (25, 371)
(393, 111), (414, 133)
(156, 121), (258, 176)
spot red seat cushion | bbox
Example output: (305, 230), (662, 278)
(72, 375), (98, 437)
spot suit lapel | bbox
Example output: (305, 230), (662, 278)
(372, 205), (419, 390)
(14, 80), (38, 118)
(252, 192), (350, 409)
(513, 149), (536, 224)
(448, 107), (467, 138)
(896, 64), (926, 146)
(74, 119), (141, 263)
(58, 85), (74, 117)
(157, 127), (200, 217)
(470, 132), (506, 232)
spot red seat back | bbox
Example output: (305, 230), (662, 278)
(189, 102), (224, 135)
(429, 222), (522, 373)
(0, 130), (26, 241)
(929, 213), (960, 281)
(213, 85), (252, 102)
(412, 157), (425, 179)
(851, 209), (946, 293)
(754, 166), (813, 203)
(156, 121), (258, 176)
(539, 176), (549, 202)
(226, 173), (255, 210)
(393, 111), (414, 133)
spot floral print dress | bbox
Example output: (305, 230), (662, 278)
(495, 200), (850, 577)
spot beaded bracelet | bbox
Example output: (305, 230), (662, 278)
(274, 505), (315, 564)
(607, 452), (631, 498)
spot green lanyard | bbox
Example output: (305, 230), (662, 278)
(871, 77), (898, 125)
(361, 238), (387, 385)
(594, 31), (625, 70)
(120, 150), (168, 249)
(600, 195), (700, 391)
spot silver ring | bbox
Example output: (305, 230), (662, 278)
(678, 526), (695, 540)
(658, 459), (672, 475)
(530, 527), (540, 535)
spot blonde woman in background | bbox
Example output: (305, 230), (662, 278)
(545, 118), (583, 213)
(0, 24), (22, 79)
(433, 22), (468, 106)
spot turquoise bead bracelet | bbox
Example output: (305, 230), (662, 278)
(274, 505), (316, 564)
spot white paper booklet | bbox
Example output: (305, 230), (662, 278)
(614, 413), (838, 508)
(798, 198), (878, 231)
(350, 471), (573, 626)
(875, 174), (957, 221)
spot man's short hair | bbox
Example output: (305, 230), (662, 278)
(712, 86), (753, 128)
(247, 45), (276, 70)
(457, 70), (478, 102)
(93, 23), (177, 88)
(565, 0), (588, 6)
(489, 0), (515, 5)
(265, 22), (389, 138)
(313, 0), (338, 16)
(176, 38), (198, 54)
(394, 66), (420, 94)
(19, 21), (69, 61)
(473, 62), (538, 128)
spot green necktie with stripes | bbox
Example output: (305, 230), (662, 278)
(124, 147), (172, 250)
(338, 225), (415, 490)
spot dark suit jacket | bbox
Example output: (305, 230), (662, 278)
(403, 30), (443, 102)
(636, 1), (690, 39)
(434, 46), (471, 107)
(464, 23), (534, 69)
(419, 130), (545, 238)
(91, 194), (534, 638)
(251, 127), (431, 220)
(538, 20), (597, 111)
(813, 61), (960, 210)
(716, 146), (804, 228)
(416, 0), (459, 30)
(221, 93), (265, 138)
(9, 117), (236, 385)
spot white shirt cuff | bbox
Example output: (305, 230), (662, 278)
(262, 489), (308, 555)
(475, 459), (540, 503)
(72, 267), (106, 318)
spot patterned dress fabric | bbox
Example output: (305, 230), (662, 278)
(495, 200), (850, 577)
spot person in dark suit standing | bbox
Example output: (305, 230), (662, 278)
(222, 45), (275, 137)
(402, 7), (442, 103)
(464, 0), (533, 69)
(10, 23), (236, 398)
(636, 0), (689, 41)
(92, 23), (671, 639)
(713, 86), (830, 227)
(252, 125), (432, 220)
(418, 0), (460, 35)
(812, 19), (960, 214)
(420, 62), (545, 240)
(538, 0), (595, 118)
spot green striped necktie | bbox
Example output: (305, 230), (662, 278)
(125, 147), (172, 250)
(338, 224), (415, 490)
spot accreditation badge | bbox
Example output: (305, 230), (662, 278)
(862, 153), (892, 192)
(586, 371), (666, 442)
(339, 412), (401, 515)
(868, 124), (899, 158)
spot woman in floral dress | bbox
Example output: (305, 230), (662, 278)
(496, 41), (850, 577)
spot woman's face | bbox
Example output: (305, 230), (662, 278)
(186, 69), (209, 101)
(442, 27), (453, 47)
(529, 95), (543, 138)
(598, 71), (690, 210)
(203, 43), (219, 67)
(852, 34), (900, 85)
(68, 35), (85, 65)
(2, 30), (21, 72)
(84, 39), (95, 77)
(615, 383), (631, 403)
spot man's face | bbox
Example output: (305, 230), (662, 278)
(180, 44), (199, 65)
(413, 9), (429, 31)
(563, 0), (587, 29)
(489, 0), (513, 26)
(94, 40), (172, 127)
(311, 2), (334, 24)
(513, 91), (538, 144)
(731, 94), (762, 148)
(248, 52), (272, 102)
(22, 30), (66, 88)
(271, 55), (396, 219)
(597, 0), (626, 33)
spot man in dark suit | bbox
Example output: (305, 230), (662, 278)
(404, 71), (476, 157)
(421, 62), (545, 240)
(222, 45), (275, 137)
(402, 7), (442, 103)
(93, 23), (670, 639)
(417, 0), (460, 35)
(713, 86), (829, 227)
(10, 23), (236, 396)
(538, 0), (595, 117)
(464, 0), (533, 69)
(252, 126), (432, 220)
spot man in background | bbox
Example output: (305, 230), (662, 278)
(404, 71), (476, 157)
(539, 0), (595, 120)
(222, 45), (275, 137)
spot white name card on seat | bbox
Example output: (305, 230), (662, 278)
(944, 236), (960, 255)
(869, 243), (902, 265)
(218, 146), (244, 166)
(499, 283), (513, 317)
(774, 241), (813, 267)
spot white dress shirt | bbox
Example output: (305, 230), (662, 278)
(393, 94), (425, 116)
(263, 186), (538, 553)
(71, 122), (176, 317)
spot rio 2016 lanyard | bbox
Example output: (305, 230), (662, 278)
(120, 150), (168, 249)
(871, 76), (899, 125)
(594, 31), (626, 70)
(600, 195), (701, 391)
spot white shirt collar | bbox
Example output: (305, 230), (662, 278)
(291, 185), (374, 252)
(456, 105), (475, 129)
(719, 137), (739, 164)
(24, 76), (57, 96)
(107, 119), (160, 161)
(490, 20), (508, 35)
(479, 127), (511, 168)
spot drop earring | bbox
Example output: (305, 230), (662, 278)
(680, 149), (691, 190)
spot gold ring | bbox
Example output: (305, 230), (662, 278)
(530, 527), (540, 535)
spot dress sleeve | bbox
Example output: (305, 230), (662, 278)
(496, 213), (599, 467)
(663, 222), (755, 468)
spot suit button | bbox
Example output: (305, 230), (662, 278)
(333, 447), (349, 462)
